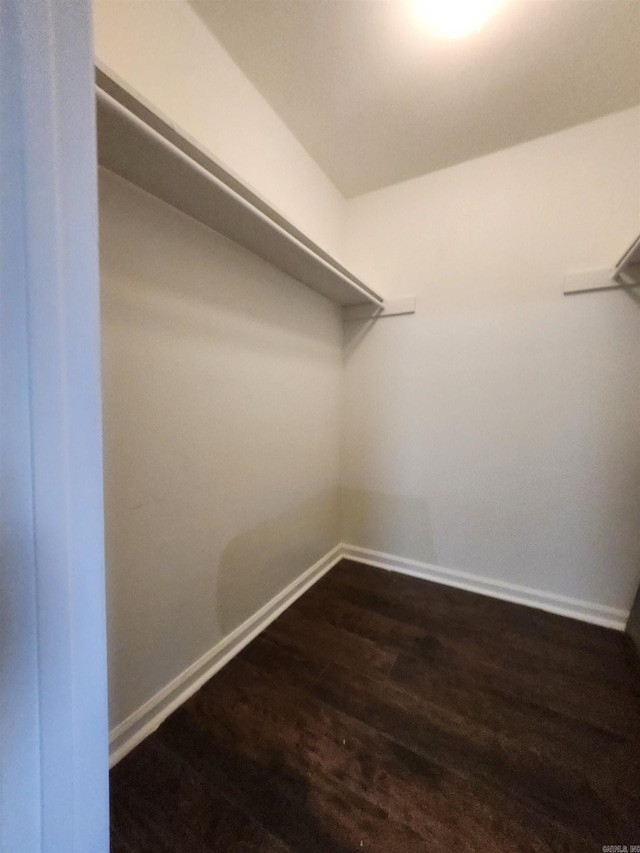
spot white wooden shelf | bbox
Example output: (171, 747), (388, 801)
(95, 64), (383, 308)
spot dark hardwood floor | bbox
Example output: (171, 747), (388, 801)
(110, 559), (640, 852)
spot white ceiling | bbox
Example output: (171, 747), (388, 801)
(191, 1), (640, 198)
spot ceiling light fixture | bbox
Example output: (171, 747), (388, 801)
(412, 0), (506, 38)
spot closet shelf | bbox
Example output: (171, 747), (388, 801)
(95, 64), (383, 308)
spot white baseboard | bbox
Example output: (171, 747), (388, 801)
(109, 543), (343, 767)
(341, 544), (629, 631)
(110, 541), (630, 766)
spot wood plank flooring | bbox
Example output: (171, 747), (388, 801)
(110, 559), (640, 852)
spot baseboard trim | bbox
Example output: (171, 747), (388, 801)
(110, 541), (630, 765)
(341, 544), (629, 631)
(109, 543), (343, 767)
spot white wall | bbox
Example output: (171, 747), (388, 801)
(92, 0), (346, 260)
(94, 0), (640, 735)
(94, 0), (346, 735)
(343, 107), (640, 612)
(100, 171), (343, 730)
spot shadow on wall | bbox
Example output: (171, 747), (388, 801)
(341, 487), (437, 565)
(342, 318), (377, 362)
(99, 169), (340, 351)
(624, 288), (640, 308)
(216, 488), (340, 636)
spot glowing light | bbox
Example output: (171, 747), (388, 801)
(412, 0), (506, 38)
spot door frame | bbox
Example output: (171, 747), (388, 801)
(1, 1), (109, 850)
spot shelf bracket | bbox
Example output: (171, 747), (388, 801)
(565, 236), (640, 295)
(343, 296), (416, 321)
(563, 268), (640, 296)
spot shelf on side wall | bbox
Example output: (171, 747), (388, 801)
(95, 63), (384, 309)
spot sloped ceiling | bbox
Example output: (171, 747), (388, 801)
(191, 0), (640, 197)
